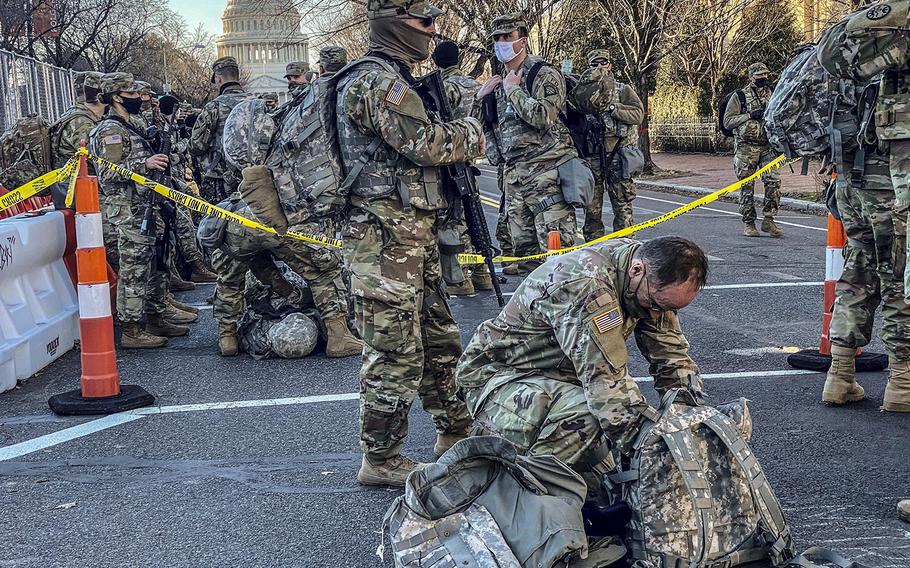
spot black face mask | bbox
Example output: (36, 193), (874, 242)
(754, 78), (768, 88)
(120, 97), (143, 115)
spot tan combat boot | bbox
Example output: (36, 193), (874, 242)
(472, 269), (495, 291)
(822, 345), (865, 405)
(169, 273), (196, 292)
(502, 263), (520, 276)
(324, 317), (363, 358)
(218, 322), (239, 357)
(167, 295), (199, 315)
(147, 314), (189, 337)
(357, 455), (422, 487)
(121, 322), (168, 349)
(743, 222), (760, 237)
(188, 259), (218, 283)
(883, 357), (910, 413)
(447, 278), (475, 296)
(434, 432), (469, 458)
(898, 500), (910, 523)
(761, 217), (784, 237)
(163, 304), (198, 324)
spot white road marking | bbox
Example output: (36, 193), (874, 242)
(636, 195), (827, 232)
(761, 271), (804, 281)
(130, 392), (360, 415)
(724, 347), (801, 356)
(188, 305), (214, 310)
(0, 413), (144, 462)
(706, 254), (724, 262)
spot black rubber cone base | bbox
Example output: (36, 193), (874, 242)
(787, 349), (889, 373)
(48, 385), (155, 416)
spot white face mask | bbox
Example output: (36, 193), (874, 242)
(494, 39), (525, 63)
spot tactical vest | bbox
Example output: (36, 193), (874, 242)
(49, 105), (98, 167)
(204, 89), (256, 179)
(599, 82), (638, 146)
(335, 57), (444, 210)
(735, 86), (771, 146)
(875, 69), (910, 141)
(493, 56), (574, 164)
(444, 72), (481, 120)
(89, 115), (154, 203)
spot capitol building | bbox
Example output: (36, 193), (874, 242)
(215, 0), (309, 104)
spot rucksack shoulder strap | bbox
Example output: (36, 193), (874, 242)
(736, 89), (747, 109)
(525, 60), (547, 94)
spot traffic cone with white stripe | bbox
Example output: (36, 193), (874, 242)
(787, 214), (887, 373)
(49, 150), (155, 415)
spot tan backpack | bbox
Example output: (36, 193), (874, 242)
(0, 114), (52, 189)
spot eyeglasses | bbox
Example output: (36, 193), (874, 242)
(590, 60), (610, 68)
(641, 270), (671, 313)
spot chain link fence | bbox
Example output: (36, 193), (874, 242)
(0, 49), (75, 133)
(650, 116), (733, 154)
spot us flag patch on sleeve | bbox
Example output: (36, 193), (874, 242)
(385, 80), (409, 106)
(592, 307), (622, 333)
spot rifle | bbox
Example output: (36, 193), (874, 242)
(141, 97), (179, 270)
(415, 70), (506, 307)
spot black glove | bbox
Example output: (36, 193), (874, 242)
(184, 113), (198, 129)
(750, 108), (765, 120)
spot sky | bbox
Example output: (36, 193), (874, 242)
(168, 0), (228, 37)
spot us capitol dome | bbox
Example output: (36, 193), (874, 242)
(215, 0), (309, 103)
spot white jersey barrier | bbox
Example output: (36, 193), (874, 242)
(0, 211), (79, 393)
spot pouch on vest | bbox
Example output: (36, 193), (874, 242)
(197, 197), (241, 251)
(438, 222), (466, 286)
(557, 156), (595, 208)
(239, 165), (289, 235)
(618, 145), (644, 179)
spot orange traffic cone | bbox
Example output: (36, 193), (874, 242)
(49, 150), (154, 415)
(787, 213), (887, 373)
(547, 230), (561, 251)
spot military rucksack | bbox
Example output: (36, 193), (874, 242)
(0, 114), (52, 189)
(222, 98), (277, 171)
(718, 90), (747, 138)
(608, 390), (795, 568)
(765, 44), (861, 164)
(207, 91), (257, 175)
(526, 62), (596, 156)
(381, 436), (589, 568)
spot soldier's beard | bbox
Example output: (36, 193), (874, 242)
(369, 17), (434, 65)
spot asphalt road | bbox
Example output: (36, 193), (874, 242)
(1, 170), (908, 568)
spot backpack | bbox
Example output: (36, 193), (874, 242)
(718, 90), (747, 138)
(527, 62), (598, 157)
(208, 91), (257, 175)
(222, 98), (277, 171)
(0, 114), (52, 189)
(609, 390), (795, 568)
(817, 1), (910, 82)
(765, 44), (860, 162)
(382, 436), (589, 568)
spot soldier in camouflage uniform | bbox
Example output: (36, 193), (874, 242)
(317, 46), (347, 79)
(825, 147), (910, 409)
(90, 73), (196, 348)
(477, 14), (581, 276)
(72, 72), (88, 104)
(284, 61), (309, 91)
(456, 236), (708, 467)
(723, 62), (784, 238)
(337, 0), (483, 486)
(188, 57), (253, 203)
(51, 72), (105, 169)
(575, 50), (644, 238)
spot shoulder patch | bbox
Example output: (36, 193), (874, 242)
(385, 80), (409, 106)
(103, 134), (122, 145)
(544, 83), (558, 97)
(592, 307), (623, 333)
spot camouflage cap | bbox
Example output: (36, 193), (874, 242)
(284, 61), (308, 78)
(366, 0), (443, 20)
(83, 72), (103, 91)
(748, 62), (770, 75)
(491, 13), (527, 37)
(587, 49), (611, 65)
(211, 56), (239, 82)
(72, 71), (88, 90)
(134, 80), (154, 96)
(319, 46), (348, 69)
(100, 72), (137, 95)
(261, 92), (278, 101)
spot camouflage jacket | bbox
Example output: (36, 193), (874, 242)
(476, 55), (576, 170)
(50, 103), (102, 168)
(89, 110), (156, 204)
(188, 82), (251, 179)
(442, 66), (481, 120)
(456, 240), (702, 453)
(570, 68), (643, 149)
(723, 85), (772, 146)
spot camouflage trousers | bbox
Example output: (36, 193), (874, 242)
(464, 376), (603, 468)
(100, 195), (120, 273)
(173, 207), (203, 265)
(889, 139), (910, 297)
(213, 219), (348, 327)
(732, 143), (781, 223)
(105, 200), (168, 323)
(830, 186), (910, 360)
(504, 163), (577, 259)
(343, 204), (471, 460)
(495, 167), (514, 257)
(584, 155), (636, 241)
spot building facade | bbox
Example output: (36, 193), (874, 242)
(215, 0), (308, 104)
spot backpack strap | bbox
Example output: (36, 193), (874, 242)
(525, 60), (547, 94)
(701, 413), (795, 565)
(736, 89), (747, 112)
(784, 546), (870, 568)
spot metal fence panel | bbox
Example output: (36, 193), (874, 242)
(0, 49), (74, 132)
(650, 116), (733, 154)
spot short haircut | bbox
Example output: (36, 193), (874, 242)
(637, 236), (709, 290)
(215, 66), (239, 82)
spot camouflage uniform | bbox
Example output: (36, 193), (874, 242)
(480, 14), (579, 259)
(188, 57), (252, 203)
(575, 51), (644, 239)
(723, 63), (781, 225)
(830, 148), (910, 360)
(285, 61), (309, 89)
(336, 32), (483, 460)
(89, 74), (168, 324)
(494, 164), (513, 255)
(457, 240), (703, 465)
(318, 46), (347, 78)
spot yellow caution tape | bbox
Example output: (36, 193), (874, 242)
(0, 157), (79, 213)
(80, 148), (342, 248)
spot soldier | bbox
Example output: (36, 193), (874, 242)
(317, 46), (347, 79)
(90, 73), (195, 348)
(723, 62), (784, 238)
(336, 0), (484, 486)
(72, 72), (88, 104)
(261, 92), (279, 112)
(136, 81), (162, 128)
(577, 50), (644, 238)
(51, 72), (105, 169)
(188, 56), (253, 203)
(284, 61), (309, 90)
(456, 236), (708, 467)
(432, 40), (494, 296)
(476, 14), (581, 276)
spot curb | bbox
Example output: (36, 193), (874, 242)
(635, 179), (828, 217)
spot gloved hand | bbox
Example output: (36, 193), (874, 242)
(750, 108), (765, 120)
